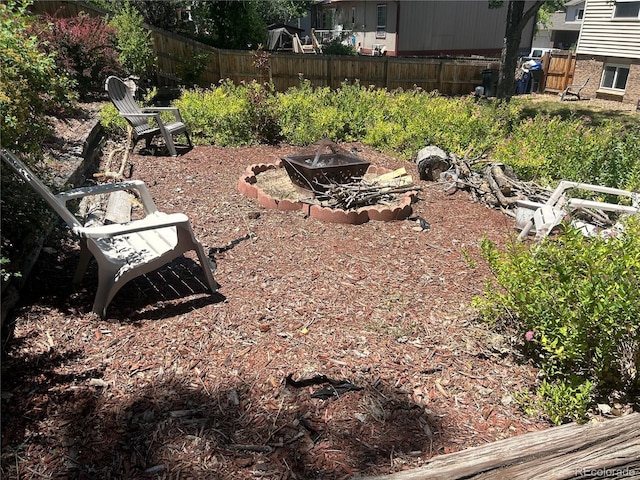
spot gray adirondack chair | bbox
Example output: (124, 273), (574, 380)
(1, 149), (218, 318)
(105, 76), (192, 157)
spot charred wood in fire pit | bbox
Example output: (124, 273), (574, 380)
(311, 180), (421, 210)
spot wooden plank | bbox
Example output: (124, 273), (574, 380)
(363, 413), (640, 480)
(105, 190), (132, 224)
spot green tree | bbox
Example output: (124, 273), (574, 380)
(108, 2), (157, 81)
(191, 0), (267, 49)
(255, 0), (312, 26)
(492, 1), (565, 99)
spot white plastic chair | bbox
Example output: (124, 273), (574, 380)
(1, 149), (218, 318)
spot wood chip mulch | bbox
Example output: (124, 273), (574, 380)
(1, 125), (552, 479)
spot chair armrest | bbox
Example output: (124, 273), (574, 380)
(56, 180), (158, 215)
(120, 112), (159, 119)
(73, 212), (190, 238)
(142, 107), (183, 123)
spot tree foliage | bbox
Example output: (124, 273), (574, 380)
(491, 1), (566, 99)
(91, 0), (310, 50)
(108, 2), (156, 80)
(188, 0), (266, 49)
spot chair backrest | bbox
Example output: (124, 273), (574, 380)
(1, 149), (83, 230)
(105, 76), (148, 130)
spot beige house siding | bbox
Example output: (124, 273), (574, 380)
(574, 0), (640, 105)
(577, 0), (640, 58)
(575, 56), (640, 106)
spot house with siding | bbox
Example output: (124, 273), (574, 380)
(311, 0), (536, 58)
(574, 0), (640, 106)
(532, 0), (584, 50)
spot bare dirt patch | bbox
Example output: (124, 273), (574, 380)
(1, 107), (551, 479)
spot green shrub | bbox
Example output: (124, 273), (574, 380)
(99, 102), (129, 137)
(332, 81), (389, 142)
(475, 215), (640, 422)
(273, 79), (339, 145)
(363, 91), (521, 160)
(245, 81), (281, 145)
(537, 378), (594, 425)
(0, 0), (77, 153)
(321, 38), (357, 56)
(493, 115), (640, 190)
(175, 80), (253, 146)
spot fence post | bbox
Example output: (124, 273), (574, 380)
(540, 52), (550, 92)
(384, 56), (389, 89)
(562, 51), (573, 91)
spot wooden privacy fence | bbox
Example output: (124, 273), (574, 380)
(213, 51), (499, 95)
(31, 0), (499, 95)
(31, 1), (574, 95)
(147, 27), (500, 95)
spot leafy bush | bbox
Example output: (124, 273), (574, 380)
(492, 115), (640, 191)
(245, 81), (281, 145)
(274, 79), (343, 145)
(33, 11), (123, 98)
(321, 38), (357, 56)
(174, 81), (253, 146)
(108, 2), (156, 81)
(475, 215), (640, 423)
(364, 91), (521, 159)
(0, 0), (77, 153)
(99, 102), (129, 137)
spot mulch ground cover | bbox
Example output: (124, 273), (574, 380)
(1, 106), (551, 479)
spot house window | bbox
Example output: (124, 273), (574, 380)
(613, 1), (640, 18)
(600, 64), (630, 91)
(576, 8), (584, 20)
(376, 4), (387, 38)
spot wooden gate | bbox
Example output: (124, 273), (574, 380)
(541, 50), (576, 94)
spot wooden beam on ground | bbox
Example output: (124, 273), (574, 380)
(363, 413), (640, 480)
(105, 190), (132, 224)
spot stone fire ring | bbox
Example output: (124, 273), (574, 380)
(237, 160), (418, 225)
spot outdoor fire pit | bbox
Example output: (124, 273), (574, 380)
(282, 139), (370, 192)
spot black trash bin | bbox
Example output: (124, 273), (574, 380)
(482, 69), (499, 97)
(530, 69), (543, 93)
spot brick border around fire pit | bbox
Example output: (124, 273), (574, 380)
(237, 161), (418, 225)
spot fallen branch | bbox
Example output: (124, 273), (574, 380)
(94, 125), (134, 181)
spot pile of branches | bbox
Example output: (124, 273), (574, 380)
(416, 145), (552, 218)
(440, 154), (552, 214)
(311, 179), (420, 210)
(416, 146), (636, 230)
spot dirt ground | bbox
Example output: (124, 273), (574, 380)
(2, 104), (557, 479)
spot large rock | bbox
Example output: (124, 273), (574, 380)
(416, 145), (450, 181)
